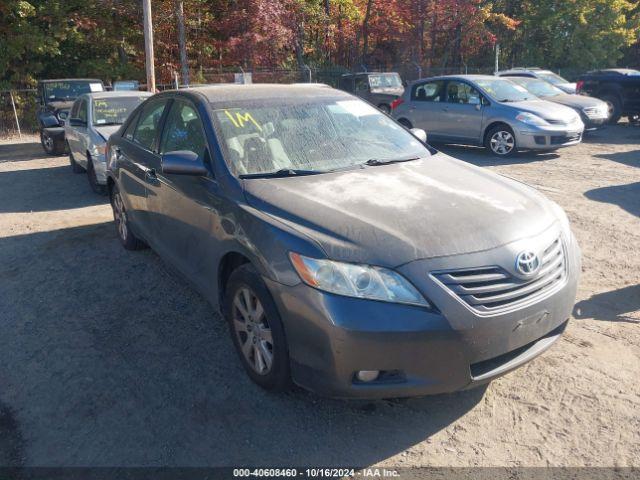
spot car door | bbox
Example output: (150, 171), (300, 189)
(407, 80), (446, 139)
(149, 98), (223, 291)
(70, 98), (89, 166)
(116, 98), (171, 240)
(66, 99), (81, 156)
(438, 80), (484, 144)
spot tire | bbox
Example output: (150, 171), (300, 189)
(601, 94), (622, 125)
(485, 124), (517, 157)
(87, 154), (107, 195)
(40, 130), (64, 156)
(397, 118), (413, 129)
(110, 184), (146, 250)
(378, 104), (391, 114)
(68, 144), (85, 173)
(224, 263), (291, 392)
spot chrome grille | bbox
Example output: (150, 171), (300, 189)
(545, 119), (566, 125)
(433, 237), (566, 314)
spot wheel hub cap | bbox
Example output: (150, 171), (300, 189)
(232, 287), (274, 375)
(490, 131), (515, 155)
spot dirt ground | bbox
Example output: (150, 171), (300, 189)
(0, 126), (638, 468)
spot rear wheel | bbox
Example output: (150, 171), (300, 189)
(110, 185), (146, 250)
(397, 118), (413, 129)
(601, 94), (622, 124)
(224, 263), (291, 392)
(485, 125), (517, 157)
(87, 155), (107, 195)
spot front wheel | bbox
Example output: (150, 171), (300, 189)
(485, 125), (517, 157)
(224, 263), (291, 392)
(41, 130), (64, 156)
(87, 155), (107, 195)
(601, 94), (622, 125)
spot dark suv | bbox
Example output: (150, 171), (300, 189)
(37, 79), (104, 155)
(576, 69), (640, 124)
(339, 72), (404, 113)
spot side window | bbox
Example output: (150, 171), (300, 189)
(133, 100), (168, 151)
(160, 101), (207, 159)
(445, 81), (481, 105)
(123, 110), (140, 141)
(354, 76), (369, 94)
(70, 100), (80, 119)
(77, 100), (88, 123)
(412, 81), (444, 102)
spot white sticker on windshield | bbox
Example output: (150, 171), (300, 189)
(513, 85), (528, 92)
(96, 119), (106, 124)
(336, 100), (380, 117)
(89, 83), (103, 92)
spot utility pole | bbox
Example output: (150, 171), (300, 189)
(494, 43), (500, 75)
(175, 1), (190, 86)
(142, 0), (156, 92)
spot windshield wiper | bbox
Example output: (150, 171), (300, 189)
(364, 156), (420, 166)
(239, 168), (323, 179)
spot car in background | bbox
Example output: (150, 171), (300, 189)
(498, 68), (577, 94)
(113, 80), (140, 91)
(105, 84), (580, 398)
(65, 91), (152, 193)
(392, 75), (584, 157)
(504, 76), (609, 130)
(37, 79), (104, 155)
(339, 72), (404, 113)
(576, 69), (640, 124)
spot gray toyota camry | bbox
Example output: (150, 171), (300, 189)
(106, 84), (580, 399)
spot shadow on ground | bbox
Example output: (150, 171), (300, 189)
(434, 143), (559, 166)
(573, 284), (640, 324)
(594, 150), (640, 169)
(0, 222), (485, 467)
(0, 141), (50, 163)
(585, 182), (640, 218)
(582, 123), (640, 146)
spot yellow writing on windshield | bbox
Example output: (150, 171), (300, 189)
(224, 110), (262, 131)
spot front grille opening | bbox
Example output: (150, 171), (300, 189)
(470, 321), (568, 378)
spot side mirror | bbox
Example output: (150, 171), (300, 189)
(161, 150), (208, 176)
(410, 128), (428, 143)
(69, 118), (86, 127)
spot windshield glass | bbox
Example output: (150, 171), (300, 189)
(509, 77), (564, 97)
(536, 72), (569, 85)
(44, 81), (103, 101)
(211, 98), (430, 176)
(92, 96), (147, 125)
(368, 73), (403, 89)
(475, 78), (533, 102)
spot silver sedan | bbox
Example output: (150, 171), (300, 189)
(392, 75), (585, 157)
(65, 91), (152, 193)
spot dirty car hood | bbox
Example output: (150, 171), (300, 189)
(243, 153), (558, 267)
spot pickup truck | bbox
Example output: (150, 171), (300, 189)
(576, 69), (640, 124)
(37, 79), (104, 155)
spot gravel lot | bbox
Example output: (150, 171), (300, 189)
(0, 126), (638, 468)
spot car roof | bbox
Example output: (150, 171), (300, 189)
(409, 74), (499, 85)
(39, 78), (103, 83)
(587, 68), (640, 76)
(171, 83), (346, 103)
(80, 91), (153, 99)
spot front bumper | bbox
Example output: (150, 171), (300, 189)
(515, 124), (583, 150)
(266, 226), (581, 399)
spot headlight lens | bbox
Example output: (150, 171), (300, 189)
(516, 112), (549, 126)
(289, 252), (431, 308)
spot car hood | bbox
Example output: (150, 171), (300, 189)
(544, 93), (605, 109)
(508, 99), (578, 122)
(557, 83), (577, 94)
(242, 153), (558, 267)
(94, 125), (121, 142)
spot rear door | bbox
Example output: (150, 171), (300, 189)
(438, 80), (484, 144)
(408, 80), (446, 139)
(116, 98), (171, 239)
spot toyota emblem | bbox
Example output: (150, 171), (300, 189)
(516, 251), (540, 276)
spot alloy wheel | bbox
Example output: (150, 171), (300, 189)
(490, 131), (515, 155)
(232, 287), (274, 375)
(113, 193), (128, 241)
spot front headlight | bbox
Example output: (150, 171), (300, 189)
(289, 252), (431, 308)
(516, 112), (549, 126)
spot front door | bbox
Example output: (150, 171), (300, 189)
(438, 80), (484, 144)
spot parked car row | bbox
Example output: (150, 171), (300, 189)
(51, 82), (579, 399)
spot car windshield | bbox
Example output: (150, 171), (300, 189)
(44, 81), (103, 101)
(509, 77), (564, 97)
(536, 72), (569, 86)
(368, 73), (403, 89)
(92, 96), (147, 125)
(211, 97), (430, 177)
(474, 78), (533, 102)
